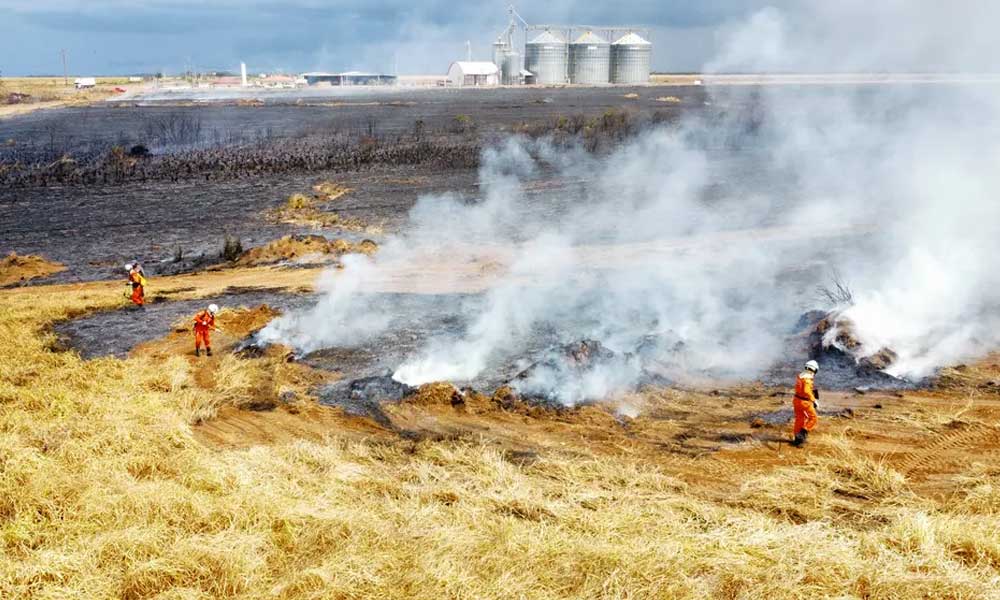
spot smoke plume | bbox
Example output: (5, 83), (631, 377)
(261, 3), (1000, 402)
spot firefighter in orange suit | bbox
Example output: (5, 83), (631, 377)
(792, 360), (820, 447)
(125, 263), (146, 307)
(193, 304), (220, 357)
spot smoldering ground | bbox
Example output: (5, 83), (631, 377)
(261, 5), (1000, 404)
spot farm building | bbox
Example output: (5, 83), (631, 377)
(301, 72), (397, 86)
(446, 62), (500, 87)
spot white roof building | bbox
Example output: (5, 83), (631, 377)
(447, 61), (499, 87)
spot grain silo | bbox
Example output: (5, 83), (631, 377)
(525, 30), (568, 85)
(569, 31), (610, 85)
(610, 32), (651, 84)
(501, 51), (521, 84)
(492, 39), (508, 71)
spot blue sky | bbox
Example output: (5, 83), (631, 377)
(1, 1), (763, 76)
(1, 1), (997, 77)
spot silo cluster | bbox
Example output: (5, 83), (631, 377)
(523, 29), (650, 85)
(486, 13), (652, 86)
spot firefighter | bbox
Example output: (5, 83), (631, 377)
(193, 304), (220, 357)
(125, 263), (146, 307)
(791, 360), (820, 447)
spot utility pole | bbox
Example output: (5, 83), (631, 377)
(60, 49), (68, 85)
(466, 40), (472, 62)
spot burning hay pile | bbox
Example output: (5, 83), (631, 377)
(815, 312), (899, 374)
(785, 309), (911, 389)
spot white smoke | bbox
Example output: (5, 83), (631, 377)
(261, 3), (1000, 398)
(257, 254), (388, 352)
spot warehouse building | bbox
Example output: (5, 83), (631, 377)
(446, 62), (500, 87)
(301, 72), (397, 86)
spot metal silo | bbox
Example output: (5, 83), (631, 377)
(610, 32), (651, 84)
(569, 31), (610, 85)
(525, 30), (567, 85)
(492, 40), (508, 70)
(501, 52), (521, 84)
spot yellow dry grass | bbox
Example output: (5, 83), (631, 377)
(235, 235), (378, 267)
(2, 275), (1000, 598)
(0, 252), (66, 286)
(311, 181), (350, 201)
(0, 77), (126, 119)
(270, 185), (381, 234)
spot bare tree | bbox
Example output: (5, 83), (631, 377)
(816, 268), (855, 306)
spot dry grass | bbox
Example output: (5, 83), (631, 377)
(0, 252), (66, 286)
(311, 181), (350, 201)
(0, 77), (127, 118)
(2, 278), (1000, 598)
(270, 185), (379, 233)
(235, 235), (378, 267)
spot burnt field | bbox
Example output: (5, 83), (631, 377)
(0, 85), (708, 168)
(0, 164), (482, 283)
(0, 85), (712, 283)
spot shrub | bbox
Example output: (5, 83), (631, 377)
(450, 114), (476, 134)
(221, 235), (243, 262)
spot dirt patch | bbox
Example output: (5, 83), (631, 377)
(235, 234), (378, 267)
(0, 252), (66, 286)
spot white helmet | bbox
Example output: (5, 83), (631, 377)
(208, 304), (219, 315)
(805, 360), (819, 373)
(124, 263), (133, 271)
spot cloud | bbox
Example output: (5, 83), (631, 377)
(0, 1), (762, 75)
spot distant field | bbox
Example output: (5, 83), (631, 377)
(0, 77), (134, 118)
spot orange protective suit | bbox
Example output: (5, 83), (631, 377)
(793, 371), (818, 434)
(193, 310), (215, 351)
(128, 269), (145, 306)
